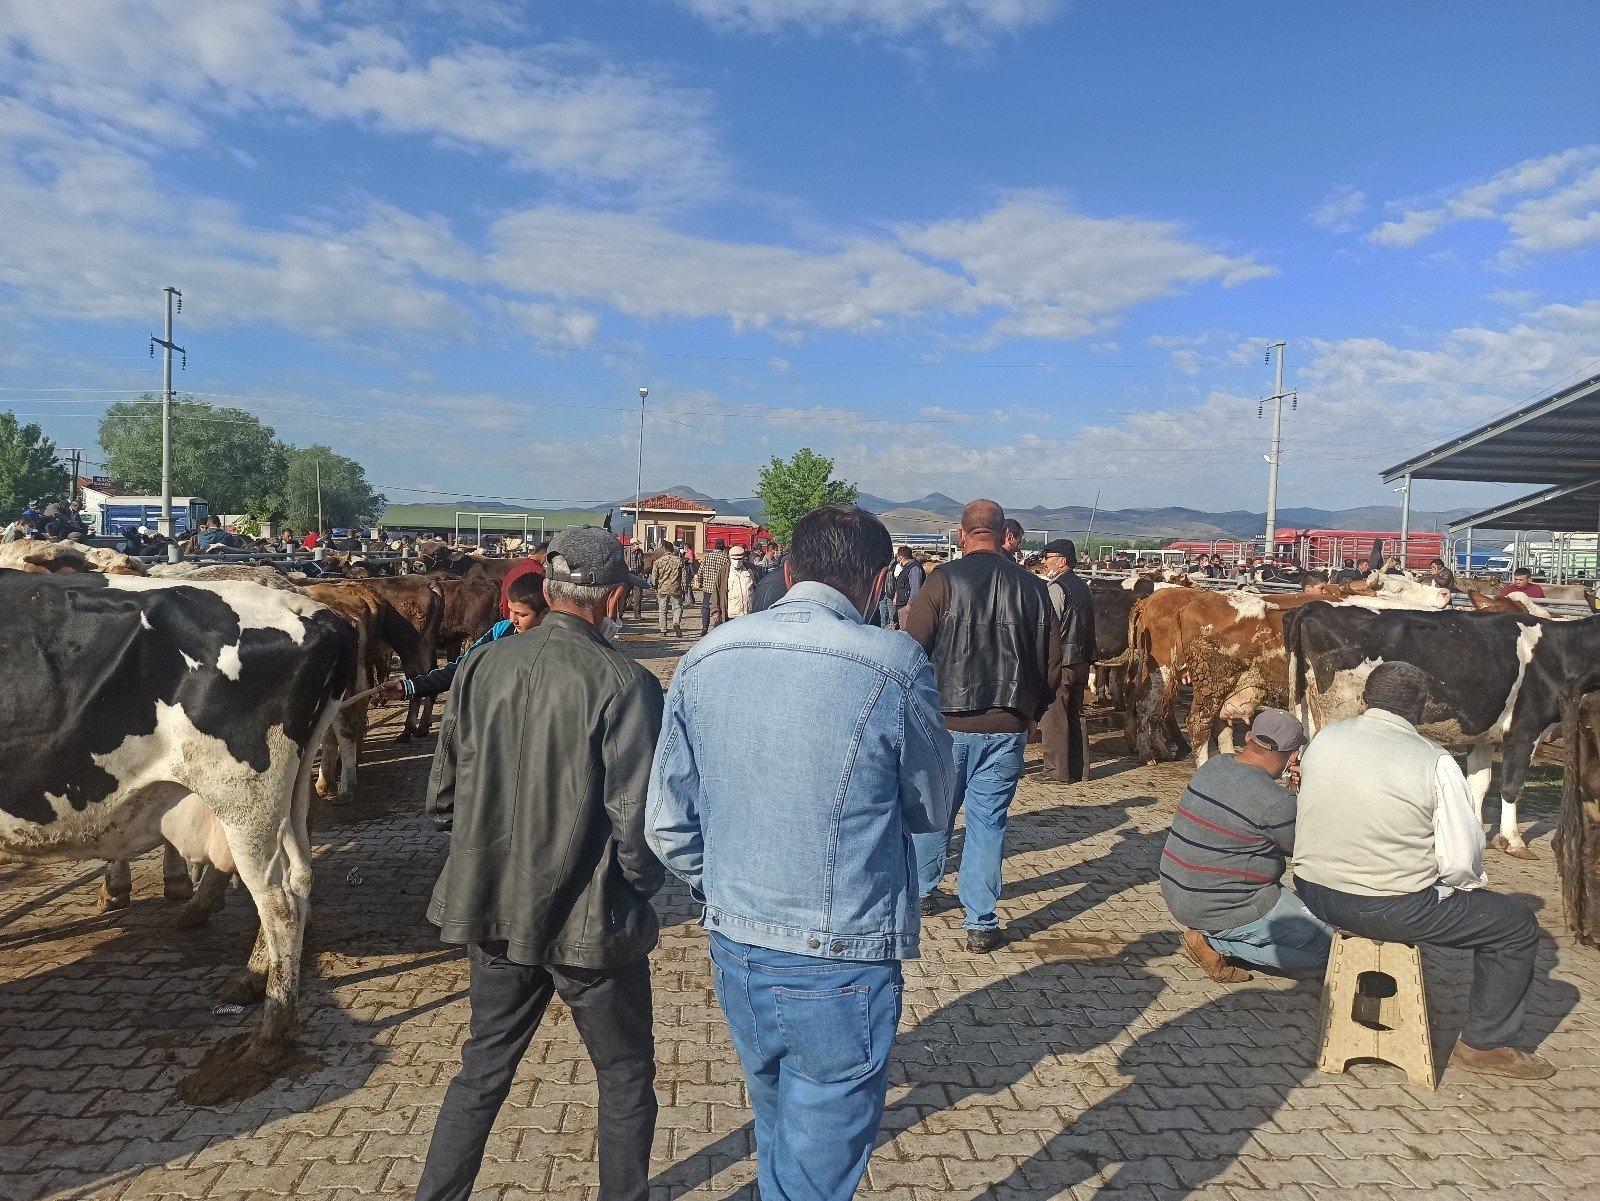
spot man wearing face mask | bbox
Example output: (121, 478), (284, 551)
(647, 503), (953, 1200)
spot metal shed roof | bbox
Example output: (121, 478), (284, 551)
(1381, 368), (1600, 485)
(1448, 474), (1600, 534)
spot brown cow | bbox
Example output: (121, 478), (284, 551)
(1123, 578), (1454, 763)
(356, 575), (447, 739)
(299, 580), (391, 798)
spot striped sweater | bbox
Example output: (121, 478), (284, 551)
(1159, 754), (1297, 932)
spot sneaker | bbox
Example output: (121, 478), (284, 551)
(1449, 1039), (1556, 1080)
(1180, 929), (1253, 983)
(966, 929), (1003, 954)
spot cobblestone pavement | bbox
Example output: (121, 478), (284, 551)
(3, 628), (1597, 1200)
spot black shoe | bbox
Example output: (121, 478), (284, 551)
(920, 893), (939, 916)
(966, 929), (1003, 954)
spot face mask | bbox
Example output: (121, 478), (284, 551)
(601, 617), (622, 647)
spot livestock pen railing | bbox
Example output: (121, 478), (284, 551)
(1082, 567), (1596, 619)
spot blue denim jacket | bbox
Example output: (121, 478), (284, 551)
(646, 582), (955, 960)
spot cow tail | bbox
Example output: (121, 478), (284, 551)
(1285, 609), (1309, 725)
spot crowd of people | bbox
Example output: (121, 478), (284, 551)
(11, 488), (1561, 1198)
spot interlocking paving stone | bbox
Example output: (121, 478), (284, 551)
(2, 625), (1595, 1198)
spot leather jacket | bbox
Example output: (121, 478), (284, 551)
(1048, 570), (1097, 667)
(927, 551), (1057, 720)
(425, 612), (666, 968)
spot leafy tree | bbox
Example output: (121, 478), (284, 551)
(98, 395), (286, 515)
(276, 445), (384, 532)
(0, 412), (66, 516)
(756, 448), (859, 545)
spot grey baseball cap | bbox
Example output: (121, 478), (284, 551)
(547, 526), (650, 589)
(1250, 708), (1306, 753)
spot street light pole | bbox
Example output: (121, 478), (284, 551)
(635, 387), (648, 547)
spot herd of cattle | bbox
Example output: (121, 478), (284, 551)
(1085, 567), (1600, 863)
(3, 534), (1598, 1103)
(0, 538), (514, 1101)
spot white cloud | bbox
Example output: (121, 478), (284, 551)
(902, 194), (1271, 341)
(484, 194), (1268, 343)
(1306, 187), (1367, 233)
(674, 0), (1065, 44)
(0, 0), (724, 201)
(1367, 144), (1600, 255)
(0, 103), (464, 336)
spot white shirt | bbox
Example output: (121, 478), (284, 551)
(1433, 754), (1487, 895)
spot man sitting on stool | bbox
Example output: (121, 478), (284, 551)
(1161, 709), (1333, 982)
(1294, 662), (1555, 1080)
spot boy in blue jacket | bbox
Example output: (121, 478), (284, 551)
(382, 572), (548, 701)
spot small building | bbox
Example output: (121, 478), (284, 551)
(621, 493), (716, 553)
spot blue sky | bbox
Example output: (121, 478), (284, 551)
(3, 1), (1598, 515)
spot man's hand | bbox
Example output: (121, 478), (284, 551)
(1285, 750), (1303, 790)
(376, 679), (407, 704)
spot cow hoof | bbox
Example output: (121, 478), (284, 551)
(164, 881), (194, 904)
(216, 969), (267, 1006)
(178, 1031), (316, 1106)
(314, 779), (336, 800)
(172, 897), (224, 928)
(1489, 834), (1539, 860)
(99, 888), (131, 912)
(397, 728), (414, 743)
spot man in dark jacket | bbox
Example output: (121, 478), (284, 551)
(749, 548), (790, 612)
(891, 544), (926, 625)
(901, 500), (1061, 952)
(416, 526), (662, 1201)
(1039, 538), (1095, 785)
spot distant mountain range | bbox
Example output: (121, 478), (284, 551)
(423, 485), (1474, 542)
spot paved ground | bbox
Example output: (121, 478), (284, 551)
(3, 625), (1597, 1200)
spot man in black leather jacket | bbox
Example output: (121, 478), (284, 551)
(901, 500), (1061, 953)
(1039, 538), (1096, 785)
(416, 526), (661, 1201)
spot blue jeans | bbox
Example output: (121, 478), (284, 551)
(912, 730), (1027, 931)
(1203, 888), (1333, 977)
(709, 933), (902, 1201)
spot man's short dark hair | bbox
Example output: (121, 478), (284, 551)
(1513, 566), (1532, 578)
(1003, 517), (1024, 543)
(714, 538), (725, 550)
(1364, 662), (1429, 725)
(507, 571), (547, 609)
(790, 504), (892, 596)
(896, 545), (914, 560)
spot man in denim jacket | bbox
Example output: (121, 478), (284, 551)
(647, 504), (954, 1201)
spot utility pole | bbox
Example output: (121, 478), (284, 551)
(315, 458), (324, 534)
(1397, 474), (1413, 568)
(635, 387), (648, 547)
(149, 286), (184, 561)
(63, 448), (82, 501)
(1262, 341), (1290, 557)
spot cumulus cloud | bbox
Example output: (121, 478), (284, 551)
(1306, 187), (1367, 233)
(673, 0), (1065, 44)
(0, 0), (725, 202)
(486, 194), (1268, 343)
(1367, 144), (1600, 255)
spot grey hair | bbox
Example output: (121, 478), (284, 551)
(544, 554), (612, 607)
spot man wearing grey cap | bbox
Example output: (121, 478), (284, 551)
(1158, 708), (1333, 982)
(416, 526), (662, 1201)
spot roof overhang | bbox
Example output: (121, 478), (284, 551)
(1382, 369), (1600, 486)
(1448, 473), (1600, 533)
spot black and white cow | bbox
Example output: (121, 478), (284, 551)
(1285, 602), (1600, 858)
(0, 571), (356, 1100)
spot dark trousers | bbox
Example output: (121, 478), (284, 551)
(415, 944), (656, 1201)
(1297, 878), (1541, 1051)
(1040, 662), (1090, 783)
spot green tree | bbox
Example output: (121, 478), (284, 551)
(98, 395), (286, 515)
(756, 448), (859, 545)
(276, 444), (384, 532)
(0, 412), (66, 516)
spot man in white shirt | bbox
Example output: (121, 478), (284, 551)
(1294, 662), (1554, 1079)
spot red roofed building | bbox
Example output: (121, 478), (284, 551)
(621, 492), (716, 553)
